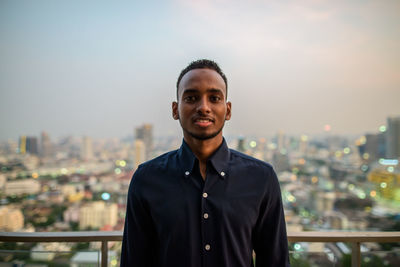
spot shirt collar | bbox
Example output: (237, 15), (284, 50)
(178, 138), (230, 179)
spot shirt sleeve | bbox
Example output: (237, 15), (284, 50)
(121, 167), (157, 267)
(253, 167), (291, 267)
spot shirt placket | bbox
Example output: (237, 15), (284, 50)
(200, 167), (225, 267)
(201, 175), (211, 267)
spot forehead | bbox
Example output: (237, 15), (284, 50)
(178, 68), (226, 97)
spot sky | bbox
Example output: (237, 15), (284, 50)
(1, 0), (399, 141)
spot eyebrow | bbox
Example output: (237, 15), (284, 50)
(182, 88), (224, 95)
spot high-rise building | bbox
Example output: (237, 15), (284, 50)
(4, 179), (41, 196)
(135, 124), (153, 160)
(79, 201), (118, 229)
(363, 133), (386, 162)
(386, 116), (400, 159)
(81, 136), (93, 160)
(40, 131), (54, 158)
(272, 151), (290, 173)
(237, 137), (246, 153)
(277, 131), (286, 152)
(299, 135), (309, 154)
(0, 206), (24, 231)
(134, 139), (146, 170)
(18, 136), (38, 155)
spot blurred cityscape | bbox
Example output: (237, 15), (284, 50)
(0, 116), (400, 266)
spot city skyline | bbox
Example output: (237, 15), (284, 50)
(1, 0), (400, 141)
(2, 116), (398, 144)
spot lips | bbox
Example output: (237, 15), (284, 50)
(193, 117), (214, 127)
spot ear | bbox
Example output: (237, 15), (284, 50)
(172, 101), (179, 120)
(225, 101), (232, 121)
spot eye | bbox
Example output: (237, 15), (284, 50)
(183, 96), (197, 103)
(210, 95), (222, 102)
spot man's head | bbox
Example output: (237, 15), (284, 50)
(173, 59), (231, 142)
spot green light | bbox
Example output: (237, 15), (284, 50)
(379, 125), (386, 133)
(361, 165), (368, 172)
(249, 141), (257, 148)
(343, 147), (350, 154)
(114, 168), (121, 175)
(358, 192), (366, 199)
(287, 195), (296, 202)
(294, 244), (301, 250)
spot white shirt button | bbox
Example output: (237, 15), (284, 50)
(185, 171), (190, 176)
(202, 192), (208, 198)
(205, 244), (211, 251)
(203, 213), (209, 219)
(220, 171), (225, 177)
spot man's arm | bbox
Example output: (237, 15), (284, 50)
(121, 168), (156, 266)
(253, 167), (290, 267)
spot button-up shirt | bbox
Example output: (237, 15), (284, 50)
(121, 139), (290, 267)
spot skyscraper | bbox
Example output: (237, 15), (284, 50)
(134, 139), (146, 170)
(237, 137), (246, 153)
(277, 131), (286, 152)
(81, 136), (93, 161)
(18, 136), (38, 155)
(364, 133), (386, 162)
(386, 116), (400, 159)
(40, 131), (53, 158)
(135, 124), (153, 161)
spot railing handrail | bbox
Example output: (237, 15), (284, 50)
(1, 231), (400, 243)
(288, 231), (400, 242)
(0, 231), (123, 242)
(1, 231), (400, 267)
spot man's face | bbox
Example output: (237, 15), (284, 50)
(172, 68), (231, 141)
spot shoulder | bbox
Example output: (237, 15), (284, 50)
(139, 149), (179, 172)
(229, 148), (274, 172)
(129, 149), (179, 189)
(228, 149), (280, 192)
(139, 150), (178, 169)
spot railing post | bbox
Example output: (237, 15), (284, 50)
(351, 242), (361, 267)
(101, 240), (108, 267)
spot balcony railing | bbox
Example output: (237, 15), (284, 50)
(1, 231), (400, 267)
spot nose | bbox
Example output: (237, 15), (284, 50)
(196, 96), (211, 114)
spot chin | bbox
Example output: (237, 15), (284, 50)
(187, 129), (222, 141)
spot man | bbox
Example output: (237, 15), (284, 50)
(121, 59), (290, 266)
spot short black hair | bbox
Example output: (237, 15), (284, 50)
(176, 59), (228, 99)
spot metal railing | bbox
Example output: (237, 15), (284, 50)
(1, 231), (400, 267)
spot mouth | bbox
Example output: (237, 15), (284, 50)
(193, 117), (214, 127)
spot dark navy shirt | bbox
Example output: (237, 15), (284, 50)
(121, 139), (290, 267)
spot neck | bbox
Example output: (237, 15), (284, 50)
(184, 135), (223, 163)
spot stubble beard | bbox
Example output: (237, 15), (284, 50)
(181, 121), (225, 141)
